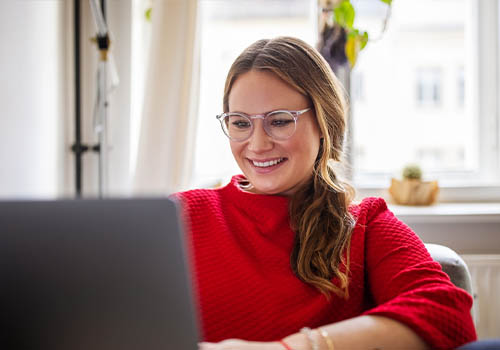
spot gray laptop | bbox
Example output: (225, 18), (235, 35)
(0, 198), (199, 350)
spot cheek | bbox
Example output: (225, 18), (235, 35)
(285, 137), (319, 169)
(298, 125), (322, 162)
(306, 139), (321, 165)
(229, 141), (244, 161)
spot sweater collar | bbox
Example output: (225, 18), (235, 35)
(220, 175), (291, 234)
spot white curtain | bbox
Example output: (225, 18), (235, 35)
(132, 0), (199, 195)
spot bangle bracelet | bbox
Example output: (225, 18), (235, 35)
(300, 327), (319, 350)
(318, 328), (335, 350)
(279, 339), (293, 350)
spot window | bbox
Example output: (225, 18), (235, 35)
(351, 0), (500, 199)
(191, 0), (500, 200)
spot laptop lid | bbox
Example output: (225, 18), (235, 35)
(0, 198), (199, 350)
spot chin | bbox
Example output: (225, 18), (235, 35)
(248, 182), (279, 195)
(250, 179), (295, 196)
(257, 187), (283, 196)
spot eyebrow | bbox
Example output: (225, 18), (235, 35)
(228, 108), (292, 115)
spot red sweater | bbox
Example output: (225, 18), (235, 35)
(175, 176), (476, 349)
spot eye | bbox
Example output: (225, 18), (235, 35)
(228, 116), (251, 129)
(270, 119), (293, 127)
(268, 112), (294, 128)
(232, 120), (251, 129)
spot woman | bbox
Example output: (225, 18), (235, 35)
(175, 37), (476, 350)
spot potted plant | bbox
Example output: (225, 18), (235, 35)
(389, 164), (439, 206)
(318, 0), (392, 73)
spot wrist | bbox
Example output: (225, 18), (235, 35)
(281, 332), (310, 350)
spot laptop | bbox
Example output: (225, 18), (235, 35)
(0, 198), (199, 350)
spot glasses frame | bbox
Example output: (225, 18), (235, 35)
(216, 108), (311, 142)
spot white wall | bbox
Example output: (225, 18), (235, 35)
(0, 0), (68, 198)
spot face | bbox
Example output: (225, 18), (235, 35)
(228, 70), (321, 196)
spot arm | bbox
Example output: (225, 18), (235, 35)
(283, 315), (428, 350)
(199, 315), (428, 350)
(359, 198), (475, 348)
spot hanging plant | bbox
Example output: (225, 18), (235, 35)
(319, 0), (392, 70)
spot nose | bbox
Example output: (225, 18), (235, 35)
(247, 120), (273, 153)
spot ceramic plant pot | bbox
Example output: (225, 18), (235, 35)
(389, 178), (439, 206)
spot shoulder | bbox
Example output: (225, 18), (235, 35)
(171, 188), (223, 213)
(171, 175), (242, 213)
(351, 197), (418, 243)
(350, 197), (391, 226)
(173, 187), (221, 203)
(351, 197), (426, 260)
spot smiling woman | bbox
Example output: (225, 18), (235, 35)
(174, 37), (476, 350)
(217, 37), (355, 299)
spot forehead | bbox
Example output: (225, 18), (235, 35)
(228, 70), (309, 114)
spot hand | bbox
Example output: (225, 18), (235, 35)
(199, 339), (285, 350)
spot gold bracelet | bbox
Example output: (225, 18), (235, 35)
(300, 327), (319, 350)
(318, 327), (335, 350)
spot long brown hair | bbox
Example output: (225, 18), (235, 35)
(223, 37), (356, 298)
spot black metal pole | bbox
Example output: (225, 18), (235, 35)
(71, 0), (107, 197)
(72, 0), (85, 197)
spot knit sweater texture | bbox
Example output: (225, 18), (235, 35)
(175, 175), (476, 349)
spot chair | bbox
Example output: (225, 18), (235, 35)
(425, 243), (474, 296)
(425, 243), (476, 324)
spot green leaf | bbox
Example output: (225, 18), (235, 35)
(334, 0), (355, 29)
(345, 30), (369, 67)
(346, 29), (368, 49)
(145, 7), (152, 22)
(379, 0), (392, 4)
(359, 31), (369, 50)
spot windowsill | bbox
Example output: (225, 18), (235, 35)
(388, 202), (500, 223)
(382, 201), (500, 255)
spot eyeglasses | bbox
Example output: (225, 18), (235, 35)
(216, 108), (311, 142)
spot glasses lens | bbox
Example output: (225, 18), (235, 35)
(265, 111), (296, 140)
(223, 114), (252, 141)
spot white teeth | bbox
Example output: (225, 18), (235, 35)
(252, 158), (284, 168)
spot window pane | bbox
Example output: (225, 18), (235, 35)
(351, 0), (475, 183)
(191, 0), (315, 187)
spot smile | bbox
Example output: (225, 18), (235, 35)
(251, 158), (286, 168)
